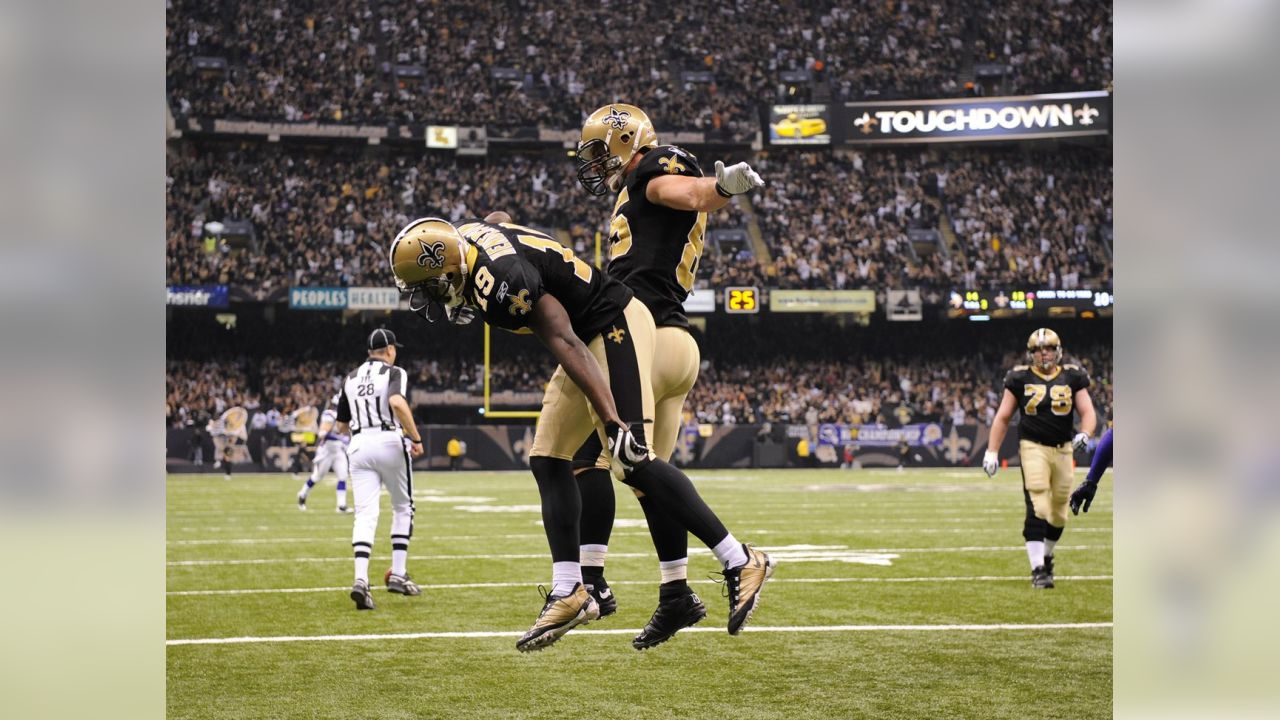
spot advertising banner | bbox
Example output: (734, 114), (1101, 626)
(767, 103), (833, 146)
(682, 288), (715, 313)
(886, 289), (923, 321)
(346, 286), (402, 311)
(426, 125), (458, 149)
(843, 91), (1110, 144)
(289, 287), (348, 310)
(166, 285), (229, 308)
(770, 289), (876, 313)
(815, 422), (946, 448)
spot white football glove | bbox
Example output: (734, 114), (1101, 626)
(714, 160), (765, 196)
(982, 450), (999, 477)
(605, 421), (650, 477)
(1072, 432), (1090, 452)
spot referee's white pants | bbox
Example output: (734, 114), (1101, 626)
(347, 432), (415, 551)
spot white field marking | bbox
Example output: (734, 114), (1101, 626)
(452, 505), (543, 513)
(166, 526), (1111, 546)
(416, 496), (496, 504)
(167, 622), (1113, 646)
(166, 544), (1108, 566)
(166, 575), (1114, 596)
(801, 484), (1007, 493)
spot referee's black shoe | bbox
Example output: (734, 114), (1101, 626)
(350, 579), (376, 610)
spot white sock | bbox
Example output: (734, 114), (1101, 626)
(354, 556), (370, 583)
(551, 561), (581, 597)
(1045, 539), (1058, 558)
(391, 549), (407, 576)
(712, 534), (748, 569)
(337, 485), (348, 507)
(1026, 540), (1046, 570)
(580, 544), (608, 567)
(659, 558), (689, 584)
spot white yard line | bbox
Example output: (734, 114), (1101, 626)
(167, 622), (1113, 646)
(167, 544), (1110, 566)
(167, 527), (1111, 545)
(167, 575), (1113, 596)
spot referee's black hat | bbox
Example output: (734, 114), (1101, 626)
(367, 328), (404, 350)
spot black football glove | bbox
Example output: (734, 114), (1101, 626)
(605, 421), (650, 474)
(1070, 479), (1099, 515)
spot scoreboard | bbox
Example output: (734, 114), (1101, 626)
(948, 289), (1113, 319)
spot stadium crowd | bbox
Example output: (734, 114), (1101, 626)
(167, 345), (1112, 432)
(685, 346), (1113, 427)
(752, 145), (1112, 291)
(167, 0), (1111, 132)
(168, 141), (1110, 293)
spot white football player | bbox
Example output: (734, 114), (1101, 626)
(296, 393), (352, 512)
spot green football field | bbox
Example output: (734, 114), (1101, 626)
(167, 468), (1113, 719)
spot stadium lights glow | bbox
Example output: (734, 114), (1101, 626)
(969, 315), (991, 322)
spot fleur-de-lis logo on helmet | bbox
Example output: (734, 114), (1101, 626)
(416, 240), (446, 269)
(602, 107), (631, 130)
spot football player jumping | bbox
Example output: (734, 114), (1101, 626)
(572, 103), (765, 649)
(983, 328), (1098, 588)
(388, 217), (775, 652)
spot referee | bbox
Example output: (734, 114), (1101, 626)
(333, 328), (424, 610)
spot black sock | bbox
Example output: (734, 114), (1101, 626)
(623, 459), (728, 549)
(637, 492), (689, 563)
(659, 579), (690, 600)
(530, 456), (580, 563)
(582, 565), (606, 588)
(1021, 487), (1048, 542)
(576, 467), (615, 548)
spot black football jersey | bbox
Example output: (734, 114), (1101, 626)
(456, 220), (632, 342)
(1003, 363), (1092, 445)
(608, 145), (708, 328)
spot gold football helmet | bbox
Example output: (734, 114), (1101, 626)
(577, 103), (658, 196)
(388, 217), (476, 324)
(1026, 328), (1063, 371)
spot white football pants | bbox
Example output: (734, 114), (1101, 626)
(347, 431), (415, 557)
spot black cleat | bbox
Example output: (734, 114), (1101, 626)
(1031, 565), (1055, 589)
(585, 581), (617, 618)
(632, 589), (708, 651)
(350, 579), (376, 609)
(1043, 554), (1055, 585)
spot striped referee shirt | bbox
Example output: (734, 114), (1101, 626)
(336, 359), (409, 434)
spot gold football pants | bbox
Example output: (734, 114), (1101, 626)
(530, 298), (658, 478)
(1019, 439), (1074, 527)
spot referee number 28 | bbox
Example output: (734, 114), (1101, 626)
(356, 383), (376, 396)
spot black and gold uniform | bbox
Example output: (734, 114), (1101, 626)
(455, 220), (632, 342)
(452, 220), (656, 463)
(1003, 363), (1092, 446)
(606, 145), (707, 329)
(1005, 362), (1092, 529)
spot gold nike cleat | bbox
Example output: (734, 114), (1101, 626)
(722, 545), (776, 635)
(515, 583), (600, 653)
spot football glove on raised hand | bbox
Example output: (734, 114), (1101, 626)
(1072, 432), (1090, 452)
(714, 160), (765, 197)
(982, 450), (999, 477)
(1070, 479), (1099, 515)
(605, 421), (650, 475)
